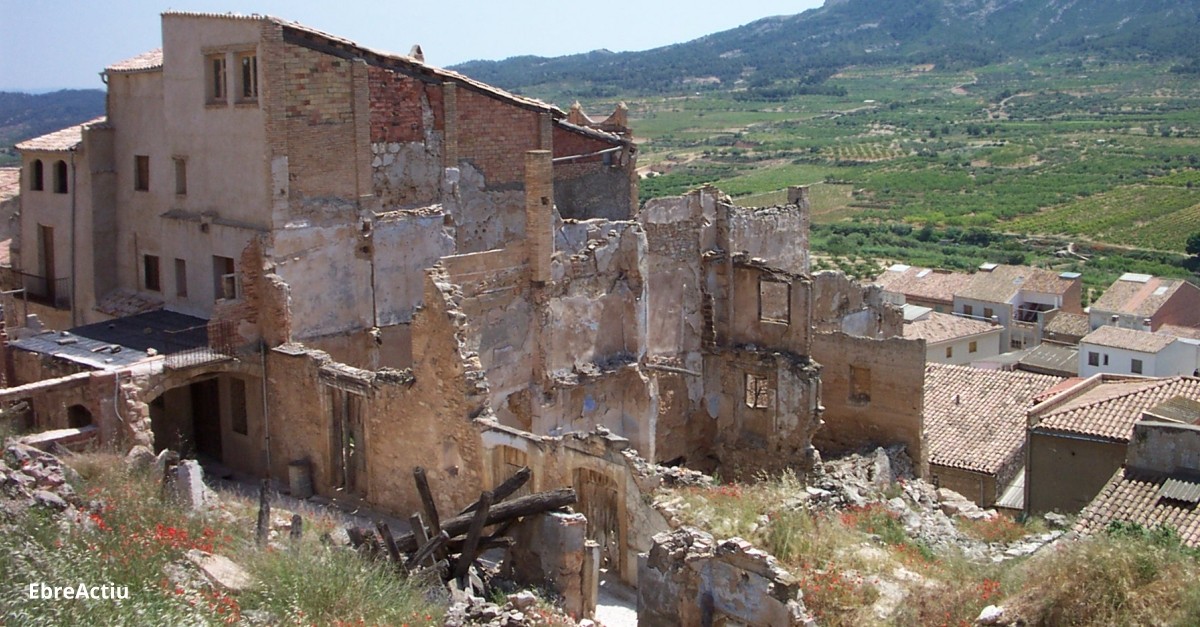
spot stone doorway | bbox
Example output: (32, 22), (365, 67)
(573, 468), (623, 573)
(329, 388), (366, 497)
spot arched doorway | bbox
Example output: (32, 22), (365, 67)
(67, 404), (92, 428)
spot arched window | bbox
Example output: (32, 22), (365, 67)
(30, 159), (44, 191)
(53, 160), (68, 194)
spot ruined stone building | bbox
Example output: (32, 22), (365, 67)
(0, 13), (857, 596)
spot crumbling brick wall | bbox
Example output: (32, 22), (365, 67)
(811, 332), (928, 476)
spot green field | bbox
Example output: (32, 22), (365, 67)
(563, 56), (1200, 285)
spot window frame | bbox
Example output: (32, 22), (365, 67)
(143, 254), (161, 292)
(174, 258), (188, 298)
(173, 157), (187, 195)
(236, 51), (258, 102)
(30, 159), (44, 191)
(968, 340), (978, 354)
(1131, 358), (1143, 375)
(134, 155), (150, 192)
(1088, 351), (1100, 367)
(206, 53), (228, 104)
(52, 160), (68, 194)
(757, 278), (790, 325)
(744, 373), (772, 409)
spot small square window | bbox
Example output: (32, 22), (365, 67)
(143, 255), (161, 292)
(174, 157), (187, 195)
(758, 279), (790, 324)
(969, 341), (978, 354)
(963, 304), (974, 317)
(134, 155), (149, 191)
(983, 307), (994, 320)
(1132, 358), (1143, 375)
(744, 373), (771, 409)
(1088, 352), (1100, 367)
(237, 53), (258, 101)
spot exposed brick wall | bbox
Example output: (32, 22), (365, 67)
(455, 88), (540, 186)
(367, 67), (444, 144)
(552, 125), (615, 162)
(277, 43), (359, 202)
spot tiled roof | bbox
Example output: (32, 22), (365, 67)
(925, 363), (1062, 474)
(958, 265), (1076, 303)
(1074, 468), (1200, 548)
(1044, 311), (1090, 339)
(15, 117), (107, 152)
(1080, 325), (1177, 354)
(874, 265), (971, 305)
(1159, 324), (1200, 341)
(106, 48), (163, 73)
(1091, 275), (1191, 318)
(0, 168), (18, 203)
(904, 312), (999, 345)
(1032, 376), (1200, 441)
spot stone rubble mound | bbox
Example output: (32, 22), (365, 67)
(0, 441), (83, 518)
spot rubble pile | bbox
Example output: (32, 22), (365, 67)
(445, 590), (580, 627)
(0, 441), (83, 517)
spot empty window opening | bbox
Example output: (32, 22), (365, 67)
(945, 346), (953, 358)
(969, 340), (978, 354)
(30, 159), (44, 191)
(206, 54), (227, 103)
(143, 254), (161, 292)
(134, 155), (149, 191)
(53, 160), (67, 194)
(1132, 358), (1143, 375)
(230, 378), (248, 435)
(67, 404), (92, 429)
(238, 53), (258, 101)
(850, 365), (871, 403)
(213, 255), (237, 300)
(963, 304), (974, 317)
(758, 279), (790, 324)
(174, 157), (187, 195)
(174, 258), (188, 298)
(1103, 354), (1110, 366)
(744, 373), (772, 409)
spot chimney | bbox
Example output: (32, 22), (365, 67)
(409, 45), (425, 63)
(1111, 314), (1119, 325)
(525, 150), (553, 283)
(1143, 317), (1152, 331)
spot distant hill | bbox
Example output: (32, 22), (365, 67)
(453, 0), (1200, 96)
(0, 90), (106, 165)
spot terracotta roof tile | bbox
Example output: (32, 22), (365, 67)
(15, 117), (107, 152)
(1159, 324), (1200, 341)
(1074, 468), (1200, 547)
(874, 266), (971, 305)
(106, 49), (163, 73)
(1044, 312), (1089, 339)
(924, 364), (1062, 474)
(0, 168), (18, 203)
(958, 265), (1076, 303)
(1032, 376), (1200, 441)
(904, 312), (999, 345)
(1092, 275), (1195, 319)
(1080, 325), (1177, 353)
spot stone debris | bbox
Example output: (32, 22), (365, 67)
(185, 549), (256, 593)
(165, 459), (213, 511)
(444, 590), (564, 627)
(1, 442), (82, 516)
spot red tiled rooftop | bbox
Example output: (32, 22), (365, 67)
(925, 363), (1062, 474)
(875, 265), (971, 305)
(106, 49), (163, 73)
(1075, 468), (1200, 548)
(15, 117), (107, 152)
(957, 264), (1076, 303)
(1032, 376), (1200, 441)
(1092, 275), (1194, 319)
(905, 312), (999, 345)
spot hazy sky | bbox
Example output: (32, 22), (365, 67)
(1, 1), (826, 92)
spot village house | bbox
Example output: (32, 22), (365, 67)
(923, 363), (1060, 508)
(904, 309), (1002, 365)
(1077, 325), (1200, 378)
(1088, 273), (1200, 334)
(1026, 374), (1200, 514)
(874, 264), (970, 313)
(952, 264), (1083, 351)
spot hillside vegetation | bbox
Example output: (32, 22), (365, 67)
(0, 90), (106, 166)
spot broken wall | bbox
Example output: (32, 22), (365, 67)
(811, 332), (927, 476)
(638, 528), (810, 627)
(811, 271), (904, 338)
(551, 123), (635, 220)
